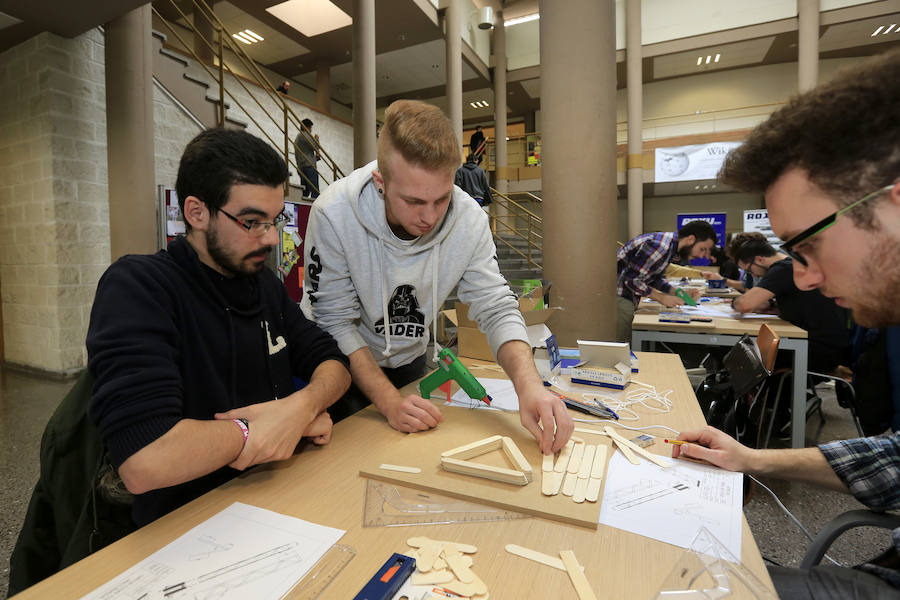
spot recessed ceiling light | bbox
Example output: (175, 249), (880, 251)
(714, 53), (720, 62)
(243, 29), (264, 41)
(504, 13), (539, 27)
(267, 0), (352, 37)
(233, 32), (254, 44)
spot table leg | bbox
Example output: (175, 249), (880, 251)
(790, 340), (809, 448)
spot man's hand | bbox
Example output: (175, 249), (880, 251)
(658, 294), (685, 308)
(685, 287), (702, 301)
(517, 384), (574, 455)
(215, 393), (319, 470)
(671, 426), (756, 472)
(303, 411), (333, 445)
(702, 271), (724, 281)
(380, 392), (444, 433)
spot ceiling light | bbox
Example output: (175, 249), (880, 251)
(696, 56), (703, 66)
(714, 53), (720, 62)
(267, 0), (352, 37)
(470, 102), (478, 108)
(884, 24), (897, 34)
(504, 13), (539, 27)
(243, 29), (264, 41)
(705, 55), (711, 64)
(872, 25), (884, 36)
(232, 32), (254, 44)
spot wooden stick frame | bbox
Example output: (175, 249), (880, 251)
(440, 435), (534, 486)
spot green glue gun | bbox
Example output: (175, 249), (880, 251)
(418, 348), (491, 405)
(675, 287), (698, 306)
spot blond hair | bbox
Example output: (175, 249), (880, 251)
(377, 100), (461, 183)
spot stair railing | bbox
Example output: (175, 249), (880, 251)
(490, 188), (543, 270)
(152, 0), (345, 197)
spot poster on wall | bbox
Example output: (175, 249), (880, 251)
(743, 209), (782, 249)
(157, 186), (184, 250)
(655, 142), (742, 183)
(677, 212), (726, 266)
(280, 201), (313, 302)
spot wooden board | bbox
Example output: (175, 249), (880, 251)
(359, 406), (604, 529)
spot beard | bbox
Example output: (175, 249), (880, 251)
(678, 243), (696, 263)
(206, 221), (272, 278)
(848, 233), (900, 327)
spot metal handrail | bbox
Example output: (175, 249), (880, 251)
(489, 187), (543, 270)
(154, 0), (344, 196)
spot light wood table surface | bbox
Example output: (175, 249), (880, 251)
(631, 311), (809, 449)
(17, 353), (775, 599)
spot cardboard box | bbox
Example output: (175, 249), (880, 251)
(453, 286), (558, 361)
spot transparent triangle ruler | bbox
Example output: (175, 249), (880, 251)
(363, 478), (529, 527)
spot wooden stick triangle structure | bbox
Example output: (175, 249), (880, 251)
(441, 435), (534, 486)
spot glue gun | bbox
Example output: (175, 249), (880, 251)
(418, 348), (491, 405)
(674, 287), (698, 306)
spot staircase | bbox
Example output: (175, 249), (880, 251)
(496, 235), (542, 280)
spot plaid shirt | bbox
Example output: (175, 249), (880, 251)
(819, 433), (900, 588)
(616, 232), (678, 304)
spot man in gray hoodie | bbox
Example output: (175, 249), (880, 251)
(301, 100), (573, 454)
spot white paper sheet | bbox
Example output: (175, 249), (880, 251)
(83, 502), (345, 600)
(448, 377), (519, 411)
(598, 453), (744, 559)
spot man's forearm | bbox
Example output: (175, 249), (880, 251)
(496, 340), (543, 392)
(118, 419), (245, 495)
(748, 447), (848, 492)
(298, 359), (352, 414)
(348, 347), (401, 412)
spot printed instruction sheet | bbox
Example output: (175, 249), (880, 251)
(448, 377), (520, 411)
(598, 452), (744, 559)
(83, 502), (345, 600)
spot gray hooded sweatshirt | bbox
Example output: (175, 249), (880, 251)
(300, 160), (528, 368)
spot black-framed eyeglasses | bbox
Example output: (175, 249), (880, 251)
(217, 208), (287, 237)
(781, 184), (894, 266)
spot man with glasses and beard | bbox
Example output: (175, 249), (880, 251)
(616, 219), (716, 342)
(672, 50), (900, 598)
(86, 129), (349, 525)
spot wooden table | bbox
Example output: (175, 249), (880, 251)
(631, 311), (810, 448)
(17, 353), (775, 599)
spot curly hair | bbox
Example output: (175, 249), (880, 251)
(719, 49), (900, 229)
(726, 231), (767, 260)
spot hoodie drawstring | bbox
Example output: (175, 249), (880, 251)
(379, 239), (392, 356)
(431, 241), (442, 362)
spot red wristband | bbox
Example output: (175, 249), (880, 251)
(232, 418), (249, 449)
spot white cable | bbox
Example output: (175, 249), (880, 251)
(748, 474), (842, 567)
(572, 417), (681, 436)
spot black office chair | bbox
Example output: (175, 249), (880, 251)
(802, 509), (900, 569)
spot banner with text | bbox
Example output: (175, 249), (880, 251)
(655, 142), (742, 182)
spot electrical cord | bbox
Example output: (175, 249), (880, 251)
(748, 474), (842, 567)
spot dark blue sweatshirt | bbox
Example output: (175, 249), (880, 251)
(87, 236), (348, 525)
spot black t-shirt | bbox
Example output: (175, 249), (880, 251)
(757, 258), (850, 371)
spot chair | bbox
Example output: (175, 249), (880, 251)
(801, 509), (900, 569)
(757, 323), (780, 373)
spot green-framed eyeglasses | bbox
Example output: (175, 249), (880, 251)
(781, 184), (894, 266)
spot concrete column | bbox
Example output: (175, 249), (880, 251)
(492, 11), (508, 201)
(445, 0), (463, 149)
(352, 0), (376, 167)
(105, 3), (157, 259)
(193, 1), (216, 64)
(626, 0), (643, 238)
(316, 62), (331, 113)
(540, 0), (617, 344)
(798, 0), (819, 92)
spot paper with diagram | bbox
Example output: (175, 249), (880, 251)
(598, 452), (743, 559)
(83, 502), (345, 600)
(448, 377), (520, 411)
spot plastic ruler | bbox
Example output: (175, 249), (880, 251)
(362, 478), (528, 527)
(285, 544), (356, 599)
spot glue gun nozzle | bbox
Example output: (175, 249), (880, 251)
(483, 396), (491, 405)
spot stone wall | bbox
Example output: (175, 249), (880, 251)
(0, 29), (110, 374)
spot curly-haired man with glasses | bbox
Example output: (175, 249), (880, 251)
(672, 50), (900, 598)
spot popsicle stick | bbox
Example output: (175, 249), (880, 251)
(562, 472), (578, 496)
(554, 440), (575, 473)
(560, 550), (597, 600)
(604, 426), (670, 469)
(379, 463), (421, 474)
(566, 442), (585, 474)
(591, 445), (609, 479)
(442, 435), (503, 459)
(578, 446), (595, 478)
(572, 476), (589, 503)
